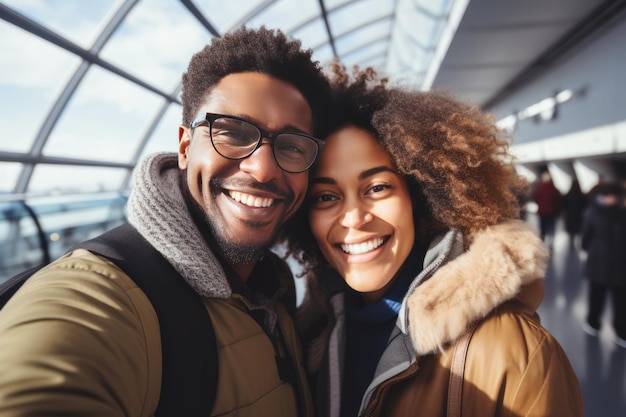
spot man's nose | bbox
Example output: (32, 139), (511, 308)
(238, 138), (282, 182)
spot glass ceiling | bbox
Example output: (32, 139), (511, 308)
(0, 0), (456, 200)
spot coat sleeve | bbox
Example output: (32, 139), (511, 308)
(509, 331), (584, 417)
(0, 250), (162, 417)
(461, 308), (584, 417)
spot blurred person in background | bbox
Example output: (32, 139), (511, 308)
(533, 170), (563, 247)
(563, 178), (587, 248)
(581, 181), (626, 349)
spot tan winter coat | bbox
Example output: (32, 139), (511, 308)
(298, 220), (584, 417)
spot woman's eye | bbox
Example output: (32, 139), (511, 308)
(309, 193), (338, 207)
(317, 194), (337, 202)
(369, 184), (389, 194)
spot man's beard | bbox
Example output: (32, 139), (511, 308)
(181, 171), (272, 265)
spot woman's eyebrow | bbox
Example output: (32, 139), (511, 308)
(358, 166), (395, 180)
(310, 166), (395, 185)
(310, 177), (335, 185)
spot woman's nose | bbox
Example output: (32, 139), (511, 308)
(340, 205), (373, 229)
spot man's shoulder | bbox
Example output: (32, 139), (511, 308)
(0, 249), (146, 317)
(33, 249), (138, 290)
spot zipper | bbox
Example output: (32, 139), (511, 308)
(363, 361), (419, 417)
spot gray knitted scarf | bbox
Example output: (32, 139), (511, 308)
(127, 152), (231, 299)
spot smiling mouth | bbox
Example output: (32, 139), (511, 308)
(228, 190), (274, 208)
(340, 237), (386, 255)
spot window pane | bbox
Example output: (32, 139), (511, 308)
(291, 19), (333, 65)
(245, 0), (320, 34)
(343, 38), (388, 70)
(324, 0), (353, 9)
(194, 0), (266, 34)
(328, 0), (394, 36)
(42, 66), (164, 163)
(387, 0), (453, 77)
(0, 163), (22, 194)
(1, 0), (119, 49)
(99, 0), (216, 90)
(27, 164), (128, 194)
(138, 103), (182, 160)
(0, 21), (81, 153)
(335, 20), (392, 70)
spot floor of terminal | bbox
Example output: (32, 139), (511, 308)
(526, 214), (626, 416)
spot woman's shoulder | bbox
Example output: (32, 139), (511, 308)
(469, 302), (568, 368)
(454, 306), (583, 416)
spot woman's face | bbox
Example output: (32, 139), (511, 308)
(308, 126), (415, 303)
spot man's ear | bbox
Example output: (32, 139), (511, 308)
(178, 126), (191, 169)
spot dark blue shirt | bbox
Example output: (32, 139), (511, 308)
(340, 244), (425, 417)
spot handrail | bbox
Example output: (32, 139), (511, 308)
(19, 202), (50, 265)
(0, 190), (130, 204)
(0, 191), (129, 281)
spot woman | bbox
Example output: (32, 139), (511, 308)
(281, 67), (583, 417)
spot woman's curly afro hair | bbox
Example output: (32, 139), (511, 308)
(181, 26), (331, 137)
(280, 64), (528, 273)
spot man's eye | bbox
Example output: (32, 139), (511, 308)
(276, 143), (305, 154)
(213, 129), (241, 139)
(213, 129), (250, 144)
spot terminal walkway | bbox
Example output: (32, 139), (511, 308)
(526, 214), (626, 416)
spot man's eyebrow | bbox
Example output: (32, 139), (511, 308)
(245, 115), (310, 135)
(310, 165), (395, 185)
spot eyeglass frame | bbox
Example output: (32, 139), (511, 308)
(189, 112), (324, 173)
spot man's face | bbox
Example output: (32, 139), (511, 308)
(178, 72), (313, 271)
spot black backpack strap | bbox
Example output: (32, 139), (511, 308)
(0, 264), (45, 307)
(79, 223), (217, 417)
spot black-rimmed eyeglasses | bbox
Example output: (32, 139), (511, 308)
(190, 112), (323, 173)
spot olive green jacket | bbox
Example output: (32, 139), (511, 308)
(0, 249), (312, 417)
(0, 153), (313, 417)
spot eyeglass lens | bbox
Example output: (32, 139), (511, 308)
(210, 116), (318, 173)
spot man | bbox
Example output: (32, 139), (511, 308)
(0, 27), (330, 416)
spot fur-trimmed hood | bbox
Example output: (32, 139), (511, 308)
(402, 219), (548, 355)
(296, 219), (549, 370)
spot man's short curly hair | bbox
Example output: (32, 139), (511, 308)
(181, 26), (331, 136)
(280, 64), (528, 272)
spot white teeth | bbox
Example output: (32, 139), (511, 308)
(229, 191), (274, 208)
(340, 237), (384, 255)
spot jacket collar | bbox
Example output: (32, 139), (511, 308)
(403, 220), (549, 355)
